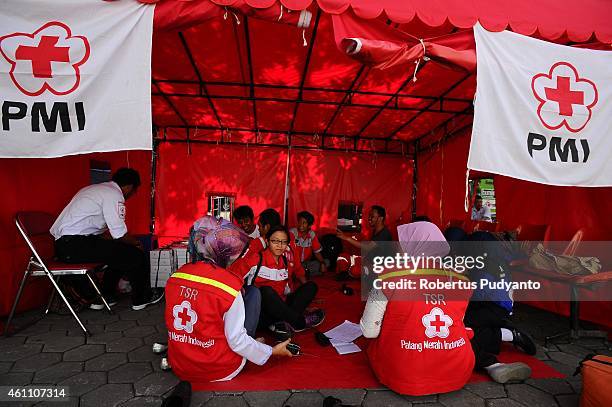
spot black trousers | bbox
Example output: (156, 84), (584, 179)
(258, 281), (318, 330)
(55, 235), (150, 304)
(466, 302), (511, 369)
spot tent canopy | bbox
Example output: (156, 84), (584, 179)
(148, 0), (610, 155)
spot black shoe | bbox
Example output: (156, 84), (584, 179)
(269, 321), (293, 341)
(162, 381), (191, 407)
(89, 297), (118, 310)
(132, 291), (164, 311)
(512, 327), (537, 355)
(335, 271), (351, 281)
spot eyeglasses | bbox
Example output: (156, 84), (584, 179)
(269, 239), (289, 246)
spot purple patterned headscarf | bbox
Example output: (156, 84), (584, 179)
(190, 216), (250, 268)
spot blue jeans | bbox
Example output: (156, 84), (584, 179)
(242, 285), (261, 337)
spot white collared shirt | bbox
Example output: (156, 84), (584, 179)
(50, 181), (128, 240)
(248, 224), (260, 239)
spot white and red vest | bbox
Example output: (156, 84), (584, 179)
(165, 262), (244, 383)
(368, 268), (475, 395)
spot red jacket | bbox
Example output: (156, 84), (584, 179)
(289, 228), (322, 262)
(229, 248), (305, 297)
(165, 262), (244, 382)
(367, 269), (475, 395)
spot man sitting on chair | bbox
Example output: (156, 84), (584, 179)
(51, 168), (163, 311)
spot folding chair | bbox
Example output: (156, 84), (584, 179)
(4, 211), (112, 337)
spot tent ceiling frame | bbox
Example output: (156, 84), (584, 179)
(152, 79), (473, 105)
(288, 9), (322, 144)
(152, 19), (476, 155)
(150, 91), (473, 115)
(242, 17), (258, 132)
(385, 73), (474, 141)
(158, 136), (410, 156)
(178, 32), (224, 129)
(353, 60), (428, 139)
(157, 124), (413, 156)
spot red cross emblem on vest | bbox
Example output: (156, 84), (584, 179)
(173, 300), (198, 334)
(531, 62), (598, 133)
(422, 307), (453, 339)
(0, 21), (90, 96)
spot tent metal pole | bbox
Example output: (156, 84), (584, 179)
(411, 139), (419, 220)
(283, 146), (291, 225)
(288, 9), (321, 137)
(243, 18), (259, 132)
(157, 136), (406, 156)
(385, 73), (473, 141)
(150, 133), (160, 235)
(354, 61), (427, 139)
(149, 92), (472, 115)
(153, 79), (472, 104)
(178, 32), (223, 129)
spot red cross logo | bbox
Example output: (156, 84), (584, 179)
(422, 307), (453, 338)
(545, 76), (584, 117)
(430, 314), (446, 333)
(0, 21), (90, 96)
(173, 300), (198, 334)
(178, 308), (192, 326)
(15, 36), (70, 78)
(531, 62), (598, 133)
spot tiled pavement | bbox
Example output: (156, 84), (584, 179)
(1, 301), (609, 407)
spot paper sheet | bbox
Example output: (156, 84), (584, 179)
(324, 320), (362, 343)
(331, 340), (361, 355)
(325, 320), (363, 355)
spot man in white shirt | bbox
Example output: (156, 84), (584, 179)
(51, 168), (162, 311)
(471, 195), (493, 222)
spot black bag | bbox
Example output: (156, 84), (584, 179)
(319, 234), (343, 268)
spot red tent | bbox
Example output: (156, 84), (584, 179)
(2, 0), (611, 326)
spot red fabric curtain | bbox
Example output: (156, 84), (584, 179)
(287, 149), (413, 237)
(154, 142), (288, 245)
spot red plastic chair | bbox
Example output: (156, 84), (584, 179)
(4, 211), (112, 336)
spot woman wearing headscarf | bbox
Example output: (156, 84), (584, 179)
(360, 221), (475, 395)
(166, 216), (292, 385)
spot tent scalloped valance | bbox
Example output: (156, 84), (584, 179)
(138, 0), (612, 44)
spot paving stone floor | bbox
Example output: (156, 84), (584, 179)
(1, 301), (609, 407)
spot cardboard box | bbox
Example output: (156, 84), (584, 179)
(150, 249), (174, 266)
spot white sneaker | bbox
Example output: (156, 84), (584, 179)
(132, 292), (164, 311)
(89, 298), (118, 310)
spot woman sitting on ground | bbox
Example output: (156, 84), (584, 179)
(360, 221), (475, 395)
(229, 224), (325, 338)
(166, 218), (292, 384)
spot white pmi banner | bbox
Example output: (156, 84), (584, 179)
(0, 0), (154, 158)
(469, 23), (612, 186)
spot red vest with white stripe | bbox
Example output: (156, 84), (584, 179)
(165, 262), (244, 383)
(367, 269), (475, 395)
